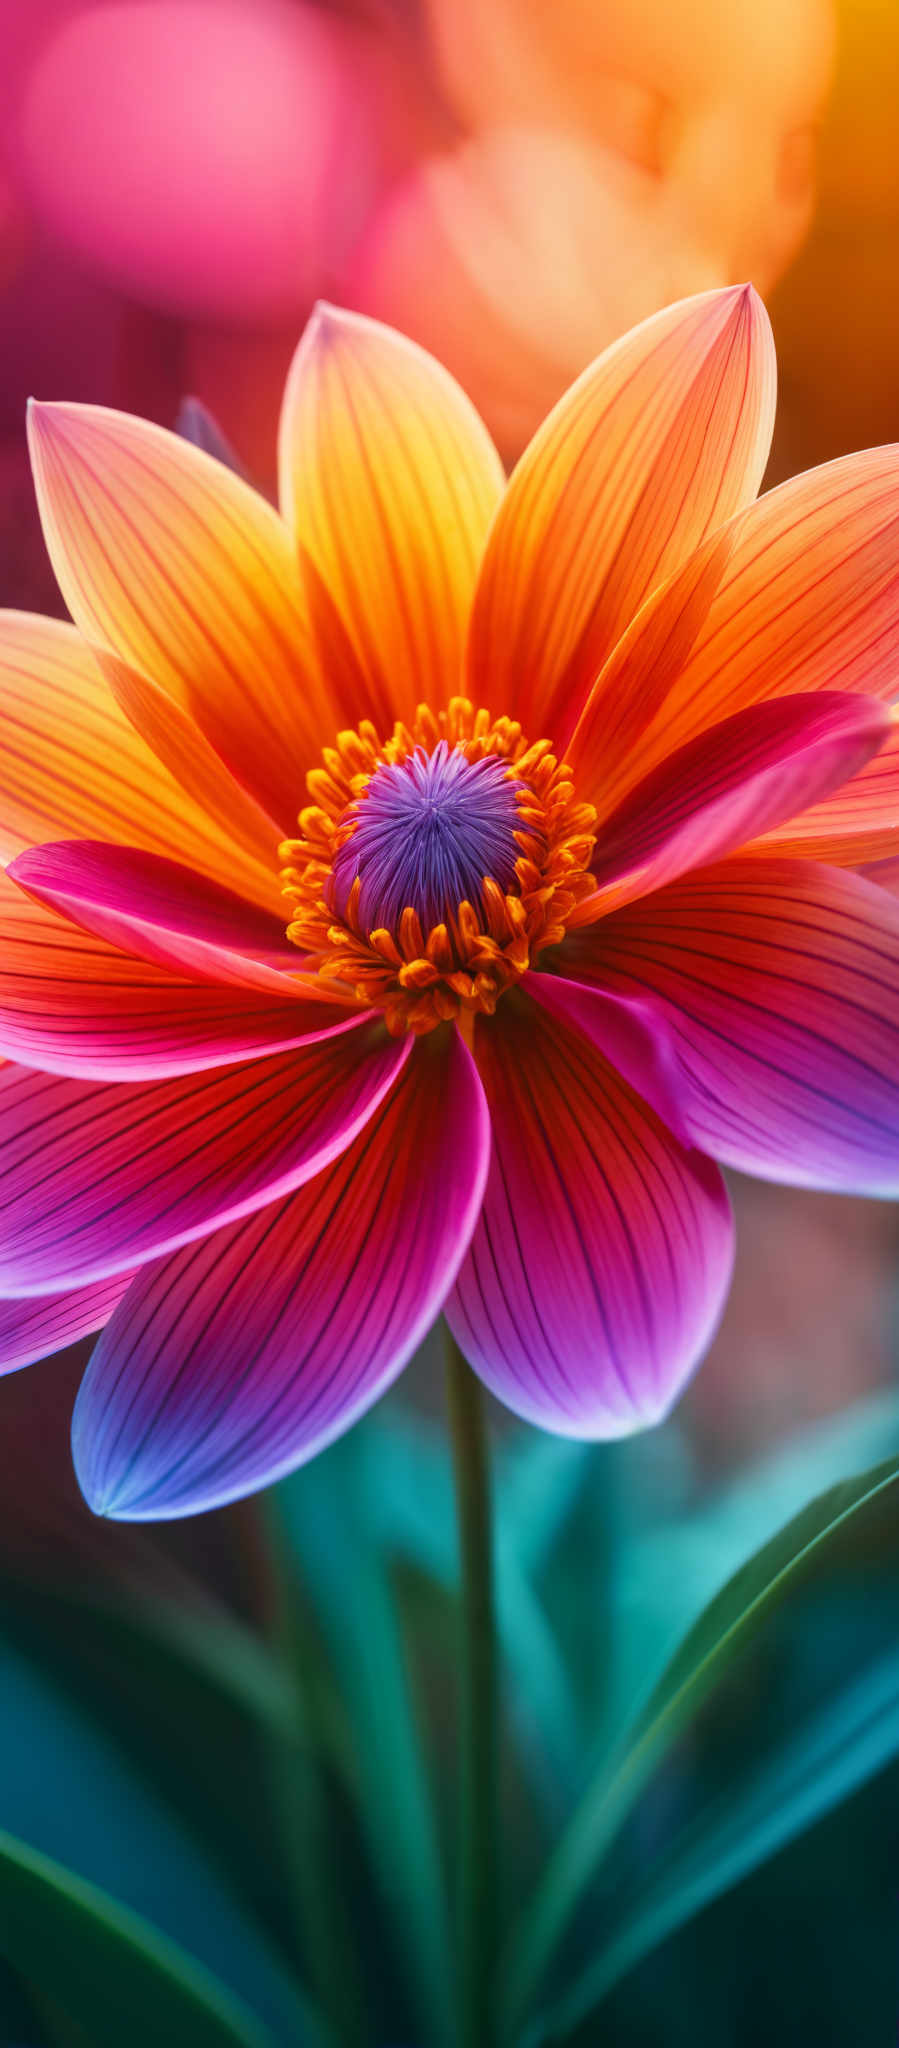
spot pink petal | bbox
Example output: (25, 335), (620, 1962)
(576, 691), (891, 920)
(750, 723), (899, 866)
(0, 877), (360, 1080)
(0, 1269), (135, 1376)
(863, 858), (899, 897)
(73, 1029), (490, 1519)
(7, 841), (306, 994)
(0, 1021), (407, 1295)
(447, 992), (733, 1438)
(523, 969), (691, 1143)
(565, 856), (899, 1192)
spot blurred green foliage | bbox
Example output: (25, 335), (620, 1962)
(0, 1357), (898, 2046)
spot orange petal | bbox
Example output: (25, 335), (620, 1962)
(614, 443), (899, 802)
(277, 303), (506, 729)
(97, 649), (284, 914)
(466, 285), (775, 745)
(748, 719), (899, 865)
(0, 611), (279, 907)
(567, 525), (736, 815)
(27, 400), (329, 830)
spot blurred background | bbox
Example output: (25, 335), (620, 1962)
(1, 3), (899, 2044)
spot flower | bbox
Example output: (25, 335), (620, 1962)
(1, 285), (898, 1520)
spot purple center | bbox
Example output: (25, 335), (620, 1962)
(331, 741), (523, 931)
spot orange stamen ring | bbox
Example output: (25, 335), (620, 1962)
(279, 698), (598, 1035)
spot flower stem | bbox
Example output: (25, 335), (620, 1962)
(255, 1494), (366, 2048)
(445, 1330), (499, 2048)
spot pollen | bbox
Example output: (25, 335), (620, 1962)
(279, 699), (598, 1035)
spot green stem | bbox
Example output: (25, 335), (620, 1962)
(445, 1331), (499, 2048)
(255, 1495), (366, 2048)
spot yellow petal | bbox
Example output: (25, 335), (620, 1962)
(277, 303), (506, 729)
(466, 285), (775, 745)
(0, 611), (279, 907)
(27, 400), (329, 831)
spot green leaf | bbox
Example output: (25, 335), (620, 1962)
(502, 1443), (899, 2033)
(0, 1584), (297, 1968)
(121, 1591), (301, 1732)
(529, 1642), (899, 2043)
(0, 1632), (325, 2046)
(0, 1576), (303, 1748)
(622, 1388), (899, 1653)
(0, 1825), (277, 2048)
(593, 1389), (899, 1749)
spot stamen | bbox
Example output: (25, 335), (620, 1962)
(279, 699), (598, 1035)
(331, 741), (524, 931)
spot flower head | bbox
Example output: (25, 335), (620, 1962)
(1, 285), (898, 1518)
(282, 702), (597, 1032)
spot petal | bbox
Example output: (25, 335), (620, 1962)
(73, 1028), (491, 1519)
(0, 612), (280, 907)
(277, 303), (505, 728)
(27, 401), (328, 829)
(446, 991), (733, 1438)
(0, 874), (354, 1080)
(175, 398), (246, 477)
(565, 523), (737, 810)
(522, 969), (692, 1143)
(97, 647), (284, 913)
(7, 841), (307, 994)
(0, 1020), (407, 1294)
(751, 724), (899, 866)
(863, 857), (899, 896)
(0, 1269), (135, 1376)
(466, 285), (775, 744)
(575, 691), (892, 918)
(611, 442), (899, 803)
(565, 857), (899, 1192)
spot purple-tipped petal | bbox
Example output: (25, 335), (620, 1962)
(523, 969), (691, 1143)
(0, 1021), (407, 1295)
(175, 398), (247, 478)
(0, 1269), (135, 1375)
(7, 842), (302, 992)
(447, 992), (733, 1438)
(565, 856), (899, 1192)
(74, 1028), (490, 1519)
